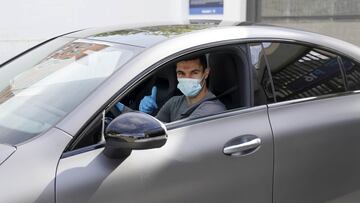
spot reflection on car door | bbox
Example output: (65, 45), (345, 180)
(55, 107), (273, 203)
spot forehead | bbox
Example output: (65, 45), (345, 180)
(176, 59), (202, 71)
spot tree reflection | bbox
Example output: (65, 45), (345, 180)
(94, 25), (212, 38)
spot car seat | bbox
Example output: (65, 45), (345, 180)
(208, 50), (247, 109)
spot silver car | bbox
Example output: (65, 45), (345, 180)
(1, 24), (360, 203)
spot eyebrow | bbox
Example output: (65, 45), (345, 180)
(176, 69), (202, 74)
(177, 66), (203, 70)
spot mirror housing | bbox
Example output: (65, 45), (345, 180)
(104, 112), (167, 159)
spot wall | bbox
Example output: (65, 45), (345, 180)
(0, 0), (185, 64)
(257, 0), (360, 46)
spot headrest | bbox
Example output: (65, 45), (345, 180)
(208, 53), (238, 95)
(208, 52), (242, 109)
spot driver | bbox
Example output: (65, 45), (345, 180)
(117, 55), (226, 122)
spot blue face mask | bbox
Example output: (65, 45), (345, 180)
(177, 78), (203, 97)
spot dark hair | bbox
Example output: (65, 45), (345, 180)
(177, 55), (207, 71)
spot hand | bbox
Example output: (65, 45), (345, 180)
(139, 86), (158, 114)
(115, 102), (125, 112)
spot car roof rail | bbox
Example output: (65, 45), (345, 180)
(236, 21), (256, 26)
(236, 21), (279, 27)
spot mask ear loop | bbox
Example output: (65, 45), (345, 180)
(199, 68), (209, 88)
(200, 76), (206, 89)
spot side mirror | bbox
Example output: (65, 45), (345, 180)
(104, 112), (167, 159)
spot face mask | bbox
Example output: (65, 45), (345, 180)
(177, 77), (203, 97)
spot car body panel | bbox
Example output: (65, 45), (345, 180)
(56, 106), (273, 203)
(0, 144), (16, 165)
(269, 93), (360, 203)
(0, 128), (71, 203)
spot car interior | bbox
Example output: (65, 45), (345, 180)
(258, 42), (345, 102)
(107, 45), (251, 118)
(67, 45), (253, 151)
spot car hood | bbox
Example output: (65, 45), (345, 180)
(0, 144), (16, 166)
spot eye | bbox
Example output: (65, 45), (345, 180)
(177, 71), (185, 77)
(192, 70), (200, 75)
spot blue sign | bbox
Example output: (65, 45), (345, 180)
(189, 0), (223, 15)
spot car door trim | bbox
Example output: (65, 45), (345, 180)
(267, 90), (360, 108)
(166, 105), (267, 130)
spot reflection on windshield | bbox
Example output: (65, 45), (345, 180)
(0, 39), (140, 145)
(2, 42), (109, 100)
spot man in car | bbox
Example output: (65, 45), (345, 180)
(117, 55), (226, 122)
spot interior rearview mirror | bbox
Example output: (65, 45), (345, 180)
(104, 112), (167, 159)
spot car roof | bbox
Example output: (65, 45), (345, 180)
(65, 24), (216, 48)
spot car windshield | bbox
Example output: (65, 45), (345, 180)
(0, 39), (141, 145)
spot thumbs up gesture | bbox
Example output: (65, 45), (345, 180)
(139, 86), (158, 114)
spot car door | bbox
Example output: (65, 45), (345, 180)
(261, 42), (360, 203)
(55, 46), (274, 203)
(56, 107), (273, 203)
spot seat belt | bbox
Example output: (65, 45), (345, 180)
(180, 86), (237, 119)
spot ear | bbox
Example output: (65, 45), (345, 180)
(204, 67), (210, 79)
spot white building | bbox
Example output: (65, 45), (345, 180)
(0, 0), (246, 64)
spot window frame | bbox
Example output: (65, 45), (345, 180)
(64, 41), (258, 154)
(250, 40), (354, 105)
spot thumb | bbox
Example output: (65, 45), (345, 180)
(151, 86), (157, 101)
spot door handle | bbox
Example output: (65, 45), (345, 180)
(223, 135), (261, 156)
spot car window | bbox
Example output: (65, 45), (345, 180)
(260, 42), (346, 103)
(340, 56), (360, 91)
(248, 43), (276, 105)
(0, 39), (141, 145)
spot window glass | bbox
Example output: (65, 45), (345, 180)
(262, 42), (345, 102)
(0, 39), (141, 145)
(249, 43), (275, 105)
(341, 56), (360, 91)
